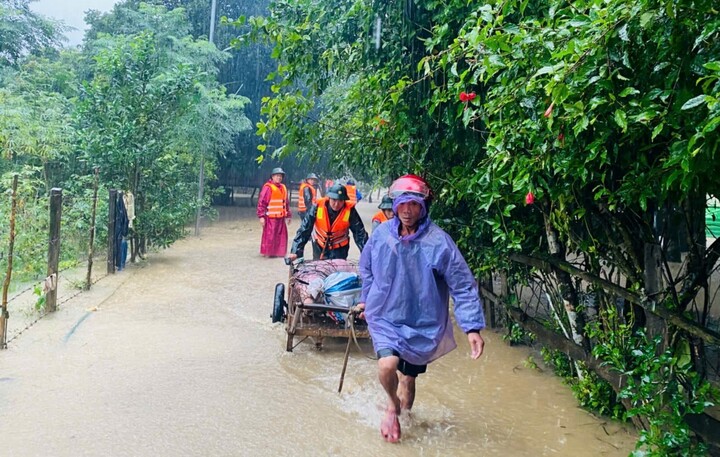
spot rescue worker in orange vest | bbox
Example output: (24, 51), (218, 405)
(345, 179), (362, 204)
(257, 167), (291, 257)
(288, 184), (368, 261)
(297, 173), (319, 220)
(371, 195), (395, 231)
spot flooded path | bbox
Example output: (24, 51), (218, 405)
(0, 203), (636, 456)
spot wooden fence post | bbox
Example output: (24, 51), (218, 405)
(46, 188), (62, 313)
(478, 273), (496, 328)
(498, 271), (509, 328)
(107, 189), (116, 275)
(1, 175), (19, 348)
(85, 168), (99, 290)
(481, 274), (497, 328)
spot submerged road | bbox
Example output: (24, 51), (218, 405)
(0, 203), (636, 456)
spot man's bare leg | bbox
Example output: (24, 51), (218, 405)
(378, 356), (402, 443)
(397, 373), (416, 411)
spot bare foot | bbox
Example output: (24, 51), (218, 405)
(380, 408), (401, 443)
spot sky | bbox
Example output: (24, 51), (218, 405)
(30, 0), (121, 47)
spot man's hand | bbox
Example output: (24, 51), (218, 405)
(468, 332), (485, 360)
(285, 218), (291, 225)
(353, 302), (366, 320)
(287, 253), (298, 261)
(259, 218), (265, 227)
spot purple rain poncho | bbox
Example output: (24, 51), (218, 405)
(359, 216), (486, 366)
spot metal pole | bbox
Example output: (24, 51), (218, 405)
(209, 0), (217, 43)
(195, 0), (218, 236)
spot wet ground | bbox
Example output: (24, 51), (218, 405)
(0, 202), (637, 456)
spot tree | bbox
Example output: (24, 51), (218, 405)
(0, 0), (64, 68)
(87, 0), (282, 187)
(78, 3), (250, 253)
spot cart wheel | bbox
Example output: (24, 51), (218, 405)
(272, 283), (286, 323)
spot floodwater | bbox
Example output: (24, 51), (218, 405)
(0, 202), (637, 456)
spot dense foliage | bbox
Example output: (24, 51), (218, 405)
(77, 4), (250, 251)
(1, 1), (251, 284)
(0, 0), (64, 67)
(238, 0), (720, 453)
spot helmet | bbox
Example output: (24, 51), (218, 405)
(306, 173), (319, 180)
(271, 167), (285, 175)
(326, 183), (349, 201)
(378, 195), (393, 210)
(346, 179), (355, 185)
(388, 174), (432, 200)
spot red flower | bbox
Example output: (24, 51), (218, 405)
(544, 102), (555, 118)
(525, 191), (535, 205)
(459, 91), (477, 103)
(558, 132), (564, 142)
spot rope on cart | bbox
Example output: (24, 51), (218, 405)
(339, 309), (377, 393)
(348, 310), (376, 360)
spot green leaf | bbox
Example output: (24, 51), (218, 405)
(632, 111), (657, 124)
(573, 116), (590, 135)
(619, 87), (639, 97)
(639, 12), (654, 28)
(614, 110), (628, 131)
(462, 107), (474, 126)
(534, 66), (555, 77)
(618, 24), (629, 42)
(651, 123), (664, 140)
(681, 95), (707, 110)
(702, 117), (720, 134)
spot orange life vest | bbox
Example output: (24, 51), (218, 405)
(312, 197), (354, 250)
(346, 185), (358, 204)
(263, 182), (288, 218)
(372, 210), (389, 225)
(298, 182), (317, 212)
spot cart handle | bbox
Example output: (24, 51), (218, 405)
(284, 256), (305, 266)
(297, 302), (352, 313)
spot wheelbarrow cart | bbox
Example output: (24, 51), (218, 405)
(272, 258), (369, 352)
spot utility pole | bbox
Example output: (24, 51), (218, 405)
(195, 0), (218, 236)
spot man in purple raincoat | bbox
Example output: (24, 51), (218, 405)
(356, 174), (486, 443)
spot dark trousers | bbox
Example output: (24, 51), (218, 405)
(116, 237), (127, 270)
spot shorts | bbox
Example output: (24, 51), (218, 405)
(376, 348), (427, 378)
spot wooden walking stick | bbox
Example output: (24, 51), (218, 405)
(338, 332), (353, 393)
(338, 308), (358, 393)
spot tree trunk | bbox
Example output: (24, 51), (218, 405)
(644, 243), (668, 353)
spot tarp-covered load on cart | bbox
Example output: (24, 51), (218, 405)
(271, 258), (369, 351)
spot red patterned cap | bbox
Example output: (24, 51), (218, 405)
(389, 174), (432, 199)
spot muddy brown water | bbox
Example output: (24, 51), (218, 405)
(0, 203), (637, 456)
